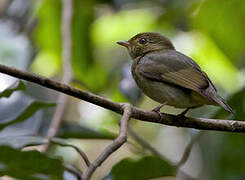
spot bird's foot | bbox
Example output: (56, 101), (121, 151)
(177, 108), (190, 117)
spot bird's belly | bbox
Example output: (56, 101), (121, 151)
(135, 75), (201, 108)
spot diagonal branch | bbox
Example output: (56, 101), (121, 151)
(128, 126), (196, 180)
(64, 164), (82, 180)
(0, 63), (244, 132)
(176, 132), (202, 168)
(82, 104), (132, 180)
(128, 126), (166, 159)
(50, 139), (90, 167)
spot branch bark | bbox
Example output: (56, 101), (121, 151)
(0, 63), (243, 132)
(82, 104), (132, 180)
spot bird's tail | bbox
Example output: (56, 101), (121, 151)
(213, 95), (234, 114)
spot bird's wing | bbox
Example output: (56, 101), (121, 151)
(138, 50), (212, 94)
(137, 50), (235, 113)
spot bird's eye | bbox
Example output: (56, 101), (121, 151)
(139, 38), (147, 44)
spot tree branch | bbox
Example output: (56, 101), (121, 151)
(43, 0), (74, 151)
(0, 63), (244, 132)
(82, 104), (132, 180)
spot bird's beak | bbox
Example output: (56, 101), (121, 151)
(117, 41), (130, 48)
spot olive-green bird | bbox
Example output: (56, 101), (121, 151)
(117, 32), (234, 115)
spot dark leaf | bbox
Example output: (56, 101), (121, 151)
(106, 156), (175, 180)
(0, 145), (63, 180)
(0, 80), (25, 98)
(0, 101), (55, 131)
(0, 136), (90, 166)
(200, 131), (245, 180)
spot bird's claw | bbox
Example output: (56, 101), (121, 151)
(177, 108), (190, 117)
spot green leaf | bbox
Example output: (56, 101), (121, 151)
(0, 136), (90, 168)
(57, 122), (116, 139)
(0, 80), (25, 98)
(0, 145), (63, 180)
(0, 101), (55, 131)
(107, 156), (175, 180)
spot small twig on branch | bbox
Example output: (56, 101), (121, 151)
(43, 0), (73, 151)
(63, 164), (82, 180)
(129, 126), (196, 180)
(82, 104), (132, 180)
(50, 139), (90, 167)
(176, 132), (202, 168)
(128, 126), (166, 159)
(0, 63), (244, 132)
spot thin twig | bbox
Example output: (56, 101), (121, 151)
(82, 104), (132, 180)
(64, 164), (82, 180)
(128, 126), (166, 159)
(130, 130), (200, 180)
(0, 63), (244, 132)
(176, 132), (202, 168)
(128, 126), (196, 180)
(43, 0), (73, 151)
(50, 139), (90, 167)
(130, 126), (202, 170)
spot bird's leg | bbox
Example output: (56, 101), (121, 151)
(152, 101), (167, 118)
(178, 107), (191, 117)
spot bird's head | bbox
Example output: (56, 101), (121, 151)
(117, 32), (175, 59)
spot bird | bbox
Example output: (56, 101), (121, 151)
(117, 32), (234, 116)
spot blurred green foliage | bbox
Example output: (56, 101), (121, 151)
(33, 0), (61, 77)
(0, 145), (63, 180)
(33, 0), (107, 91)
(191, 0), (245, 63)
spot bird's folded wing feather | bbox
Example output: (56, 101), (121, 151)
(138, 50), (210, 93)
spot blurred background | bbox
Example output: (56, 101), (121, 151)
(0, 0), (245, 179)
